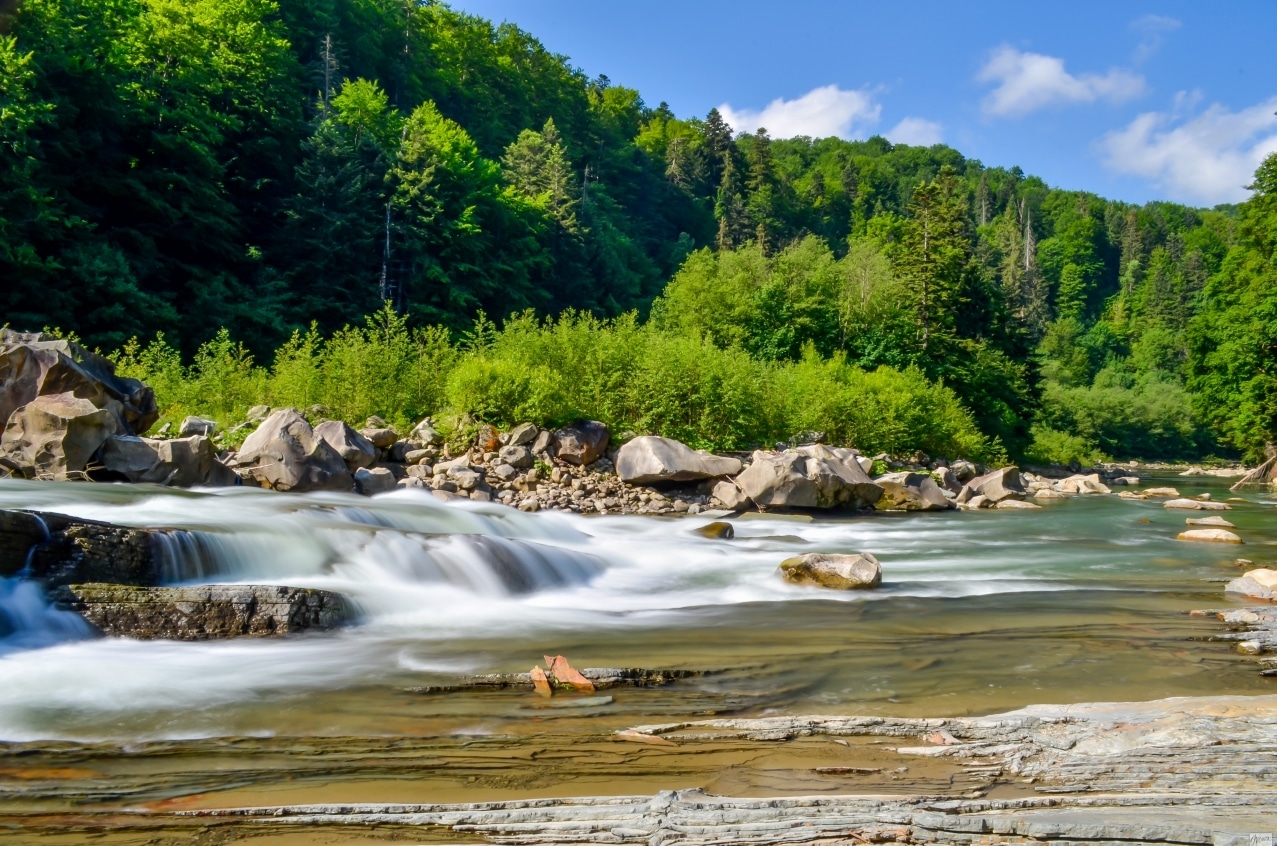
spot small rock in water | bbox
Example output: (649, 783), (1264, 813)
(1186, 516), (1235, 528)
(779, 552), (881, 590)
(693, 521), (734, 539)
(1143, 487), (1180, 498)
(1164, 498), (1230, 511)
(997, 499), (1042, 510)
(1177, 529), (1242, 544)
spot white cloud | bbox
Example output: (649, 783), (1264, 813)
(1131, 14), (1181, 63)
(887, 117), (943, 146)
(717, 85), (880, 139)
(1100, 96), (1277, 204)
(977, 46), (1145, 117)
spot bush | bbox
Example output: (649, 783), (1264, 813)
(1025, 424), (1107, 467)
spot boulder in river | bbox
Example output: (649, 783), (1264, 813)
(872, 471), (952, 511)
(1225, 569), (1277, 601)
(236, 409), (353, 493)
(314, 420), (377, 471)
(99, 434), (237, 487)
(1053, 473), (1111, 495)
(552, 421), (610, 466)
(1186, 516), (1235, 528)
(1164, 498), (1230, 511)
(956, 466), (1025, 504)
(1177, 529), (1242, 544)
(0, 393), (118, 480)
(736, 446), (882, 511)
(615, 436), (742, 485)
(55, 583), (353, 640)
(778, 552), (881, 590)
(1142, 487), (1181, 498)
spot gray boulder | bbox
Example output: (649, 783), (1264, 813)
(178, 416), (217, 438)
(354, 466), (397, 496)
(498, 444), (535, 470)
(100, 435), (236, 487)
(950, 459), (978, 483)
(711, 479), (750, 510)
(735, 445), (882, 510)
(0, 392), (118, 480)
(236, 409), (353, 492)
(359, 425), (398, 449)
(552, 421), (610, 466)
(409, 418), (443, 447)
(314, 420), (377, 471)
(55, 583), (353, 640)
(505, 422), (539, 446)
(616, 436), (742, 485)
(874, 471), (953, 511)
(1225, 568), (1277, 600)
(956, 466), (1025, 504)
(779, 552), (881, 590)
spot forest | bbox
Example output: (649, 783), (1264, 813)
(1, 0), (1274, 462)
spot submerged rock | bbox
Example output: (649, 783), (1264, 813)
(55, 583), (353, 640)
(778, 552), (881, 590)
(692, 521), (734, 539)
(616, 436), (741, 485)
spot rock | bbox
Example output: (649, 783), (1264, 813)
(735, 446), (882, 511)
(0, 510), (54, 577)
(178, 416), (217, 438)
(99, 435), (236, 487)
(1186, 515), (1235, 527)
(961, 494), (992, 509)
(1225, 569), (1277, 600)
(492, 462), (519, 483)
(404, 448), (432, 465)
(448, 466), (482, 491)
(957, 466), (1025, 503)
(552, 421), (610, 466)
(997, 499), (1042, 510)
(359, 426), (398, 450)
(245, 405), (270, 423)
(711, 479), (750, 510)
(433, 454), (472, 475)
(518, 498), (540, 512)
(409, 418), (443, 447)
(950, 459), (978, 482)
(397, 476), (428, 489)
(54, 583), (352, 640)
(506, 422), (538, 446)
(12, 513), (161, 588)
(353, 466), (396, 496)
(615, 436), (742, 485)
(0, 393), (118, 480)
(313, 420), (377, 471)
(530, 429), (553, 457)
(872, 472), (952, 511)
(933, 465), (961, 493)
(1142, 487), (1180, 497)
(1164, 498), (1230, 511)
(1112, 476), (1141, 485)
(1053, 473), (1111, 494)
(0, 329), (158, 437)
(1033, 488), (1066, 499)
(236, 409), (353, 493)
(1177, 529), (1242, 544)
(498, 444), (535, 470)
(778, 552), (881, 590)
(693, 521), (734, 540)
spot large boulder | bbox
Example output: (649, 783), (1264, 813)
(55, 583), (353, 640)
(1177, 529), (1242, 544)
(353, 466), (397, 496)
(99, 435), (236, 487)
(615, 436), (742, 485)
(778, 552), (881, 590)
(1164, 498), (1230, 511)
(0, 393), (118, 480)
(873, 471), (953, 511)
(1053, 473), (1111, 495)
(314, 420), (377, 471)
(178, 416), (217, 438)
(0, 329), (157, 436)
(552, 421), (610, 466)
(236, 409), (353, 493)
(956, 466), (1025, 504)
(735, 445), (882, 511)
(1225, 569), (1277, 601)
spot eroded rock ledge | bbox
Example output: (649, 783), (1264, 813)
(179, 694), (1277, 844)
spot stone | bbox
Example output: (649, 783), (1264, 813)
(99, 435), (236, 487)
(506, 422), (538, 446)
(711, 479), (750, 510)
(1186, 515), (1235, 527)
(1142, 487), (1180, 497)
(1033, 488), (1066, 499)
(433, 455), (473, 475)
(957, 466), (1025, 503)
(236, 409), (353, 493)
(854, 454), (874, 475)
(530, 429), (553, 457)
(1177, 528), (1242, 544)
(552, 421), (610, 466)
(872, 471), (952, 511)
(397, 476), (428, 489)
(245, 405), (270, 423)
(997, 499), (1042, 510)
(518, 498), (540, 513)
(0, 329), (158, 437)
(615, 436), (742, 485)
(1112, 476), (1141, 485)
(313, 420), (377, 471)
(1225, 568), (1277, 600)
(933, 465), (961, 492)
(178, 415), (217, 438)
(408, 418), (443, 447)
(55, 583), (352, 640)
(693, 521), (734, 540)
(1164, 498), (1230, 511)
(448, 466), (482, 491)
(0, 392), (118, 480)
(735, 446), (882, 511)
(1053, 473), (1111, 494)
(492, 462), (519, 482)
(498, 444), (535, 470)
(404, 448), (432, 465)
(359, 426), (398, 449)
(778, 552), (881, 590)
(354, 466), (396, 496)
(950, 459), (978, 482)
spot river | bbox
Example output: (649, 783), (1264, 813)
(0, 474), (1272, 816)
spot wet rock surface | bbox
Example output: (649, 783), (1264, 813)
(53, 583), (352, 640)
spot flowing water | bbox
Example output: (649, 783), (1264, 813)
(0, 475), (1273, 820)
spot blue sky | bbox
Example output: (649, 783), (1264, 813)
(449, 0), (1277, 207)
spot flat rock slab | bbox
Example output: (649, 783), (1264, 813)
(1178, 528), (1243, 543)
(1164, 498), (1230, 510)
(55, 583), (353, 640)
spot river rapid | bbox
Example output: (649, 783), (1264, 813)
(0, 474), (1272, 752)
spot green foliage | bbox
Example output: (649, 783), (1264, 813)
(1025, 425), (1107, 468)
